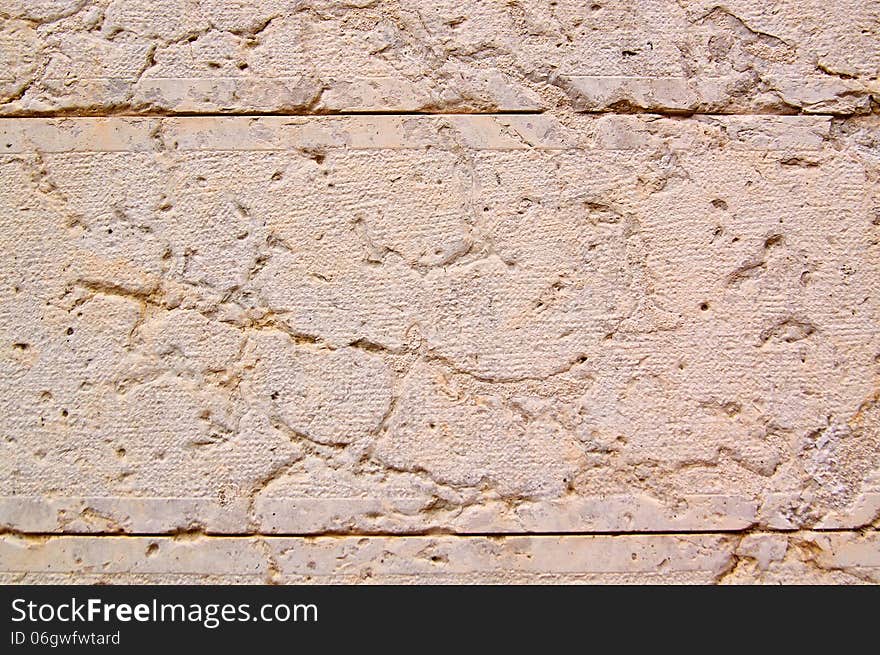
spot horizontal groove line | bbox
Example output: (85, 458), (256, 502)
(0, 110), (546, 119)
(574, 109), (865, 118)
(2, 528), (876, 539)
(0, 110), (867, 119)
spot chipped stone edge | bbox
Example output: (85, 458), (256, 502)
(0, 75), (545, 115)
(2, 74), (877, 116)
(559, 75), (879, 115)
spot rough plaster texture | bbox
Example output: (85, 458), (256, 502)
(0, 1), (878, 584)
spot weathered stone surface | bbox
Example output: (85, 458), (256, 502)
(1, 115), (878, 538)
(1, 532), (877, 584)
(1, 1), (878, 115)
(1, 2), (879, 586)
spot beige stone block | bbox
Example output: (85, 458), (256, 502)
(1, 114), (878, 537)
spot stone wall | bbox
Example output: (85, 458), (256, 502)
(1, 0), (878, 584)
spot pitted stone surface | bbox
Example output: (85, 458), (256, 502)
(1, 115), (878, 539)
(1, 1), (878, 585)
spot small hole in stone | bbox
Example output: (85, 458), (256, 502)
(61, 409), (68, 417)
(66, 327), (74, 335)
(764, 234), (783, 248)
(700, 302), (709, 311)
